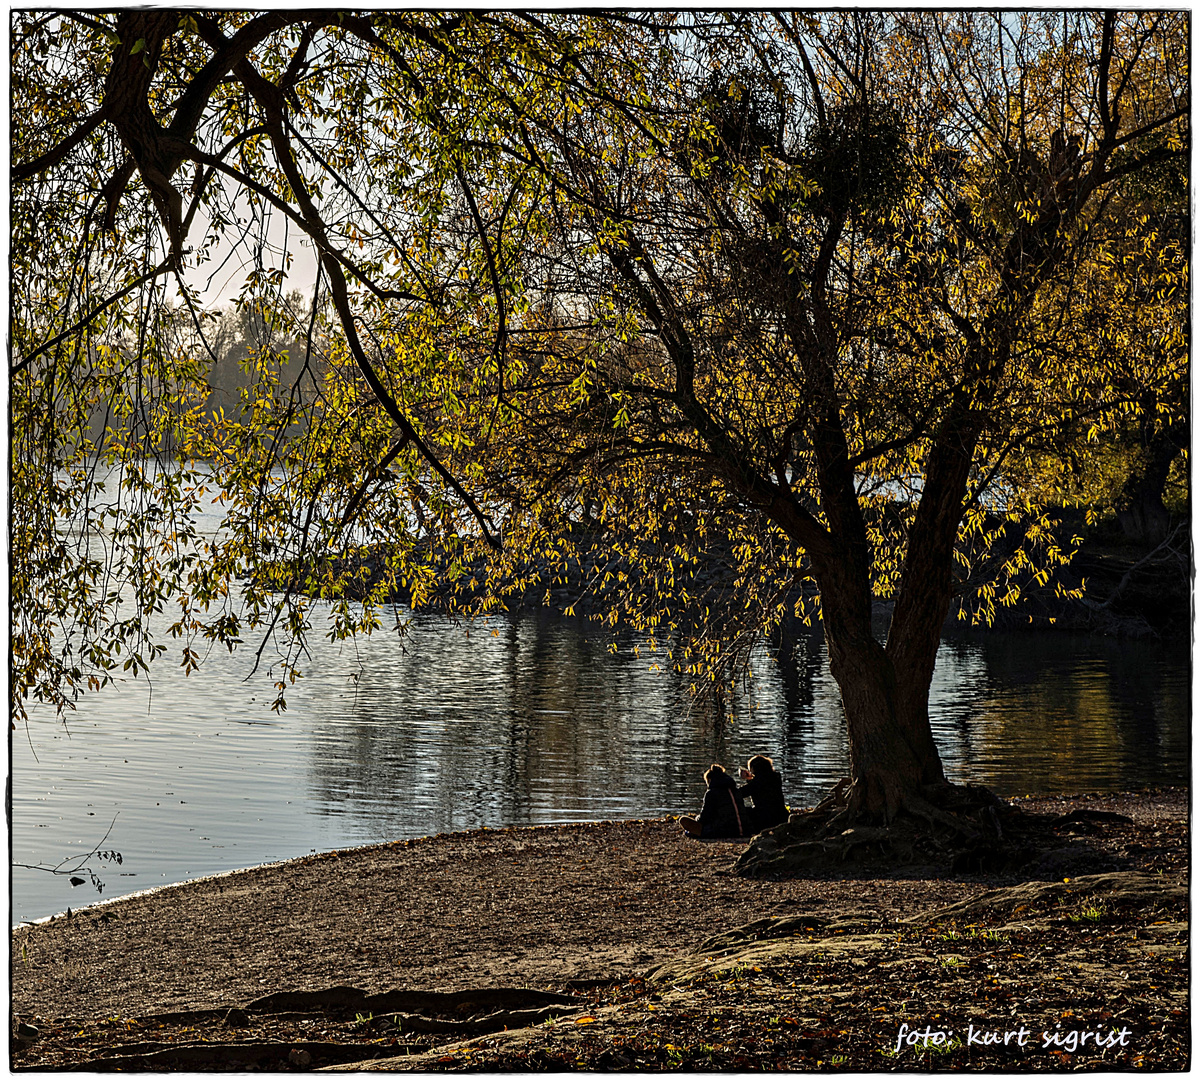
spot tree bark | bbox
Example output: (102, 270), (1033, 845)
(774, 223), (952, 821)
(884, 422), (981, 793)
(806, 541), (945, 823)
(821, 593), (927, 819)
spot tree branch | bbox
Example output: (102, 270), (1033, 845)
(11, 259), (172, 377)
(231, 53), (502, 550)
(11, 108), (107, 182)
(338, 439), (412, 529)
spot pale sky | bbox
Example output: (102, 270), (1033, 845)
(179, 185), (320, 311)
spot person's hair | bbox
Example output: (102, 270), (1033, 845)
(704, 763), (727, 787)
(747, 754), (775, 776)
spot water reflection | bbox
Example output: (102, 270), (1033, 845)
(934, 630), (1190, 794)
(298, 612), (766, 837)
(296, 613), (1187, 836)
(10, 608), (1188, 924)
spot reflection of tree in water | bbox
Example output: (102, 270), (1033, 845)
(936, 630), (1189, 795)
(299, 612), (742, 837)
(769, 615), (825, 723)
(759, 615), (851, 807)
(299, 615), (1187, 834)
(1089, 638), (1188, 766)
(301, 613), (792, 831)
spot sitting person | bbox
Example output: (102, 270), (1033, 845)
(737, 754), (789, 833)
(679, 764), (748, 838)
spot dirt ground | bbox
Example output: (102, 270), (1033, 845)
(9, 787), (1189, 1071)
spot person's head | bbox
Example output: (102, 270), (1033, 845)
(746, 754), (775, 777)
(704, 763), (728, 788)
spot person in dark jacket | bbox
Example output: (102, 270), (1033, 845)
(737, 754), (789, 833)
(679, 764), (748, 838)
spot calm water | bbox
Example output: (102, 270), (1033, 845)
(10, 608), (1189, 924)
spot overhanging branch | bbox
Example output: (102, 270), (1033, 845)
(12, 259), (173, 377)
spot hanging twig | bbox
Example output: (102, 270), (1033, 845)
(12, 813), (123, 895)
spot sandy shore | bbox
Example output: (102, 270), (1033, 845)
(9, 788), (1188, 1071)
(11, 788), (1184, 1016)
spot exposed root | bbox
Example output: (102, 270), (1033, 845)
(736, 779), (1127, 878)
(901, 792), (979, 840)
(812, 777), (850, 813)
(15, 985), (586, 1071)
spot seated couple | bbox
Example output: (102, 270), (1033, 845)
(679, 755), (788, 839)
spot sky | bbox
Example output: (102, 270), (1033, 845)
(178, 181), (320, 311)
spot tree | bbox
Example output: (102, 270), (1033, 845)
(1001, 112), (1189, 547)
(1101, 150), (1188, 546)
(12, 13), (1188, 847)
(388, 11), (1188, 825)
(12, 11), (506, 716)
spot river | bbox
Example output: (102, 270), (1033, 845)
(10, 603), (1188, 925)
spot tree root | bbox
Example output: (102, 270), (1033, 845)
(245, 985), (577, 1018)
(83, 1038), (414, 1071)
(735, 779), (1118, 878)
(812, 777), (851, 814)
(24, 985), (586, 1072)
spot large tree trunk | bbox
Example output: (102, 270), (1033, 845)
(810, 546), (946, 824)
(884, 434), (977, 795)
(827, 625), (929, 820)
